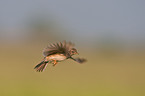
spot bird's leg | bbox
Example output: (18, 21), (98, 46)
(51, 59), (58, 66)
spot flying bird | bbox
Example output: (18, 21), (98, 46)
(34, 41), (86, 72)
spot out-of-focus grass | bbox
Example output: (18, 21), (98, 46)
(0, 44), (145, 96)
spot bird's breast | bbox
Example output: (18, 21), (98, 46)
(46, 54), (67, 61)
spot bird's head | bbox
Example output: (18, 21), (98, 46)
(69, 48), (78, 56)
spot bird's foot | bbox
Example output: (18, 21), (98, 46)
(51, 59), (58, 66)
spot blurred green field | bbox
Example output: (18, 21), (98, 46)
(0, 44), (145, 96)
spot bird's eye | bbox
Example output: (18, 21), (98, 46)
(71, 51), (75, 53)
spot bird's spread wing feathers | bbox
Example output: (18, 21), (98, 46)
(70, 57), (87, 63)
(43, 41), (74, 57)
(74, 58), (87, 63)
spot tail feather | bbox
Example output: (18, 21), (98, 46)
(34, 61), (48, 72)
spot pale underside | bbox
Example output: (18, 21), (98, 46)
(45, 54), (67, 61)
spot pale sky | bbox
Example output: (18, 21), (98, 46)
(0, 0), (145, 41)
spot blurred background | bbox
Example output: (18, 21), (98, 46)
(0, 0), (145, 96)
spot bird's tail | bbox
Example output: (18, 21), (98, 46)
(34, 60), (48, 72)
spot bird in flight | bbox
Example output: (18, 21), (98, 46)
(34, 41), (86, 72)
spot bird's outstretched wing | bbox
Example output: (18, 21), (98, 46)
(75, 58), (87, 63)
(43, 41), (74, 57)
(70, 57), (87, 63)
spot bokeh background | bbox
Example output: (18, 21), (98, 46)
(0, 0), (145, 96)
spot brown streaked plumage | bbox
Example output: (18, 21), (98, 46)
(34, 41), (86, 72)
